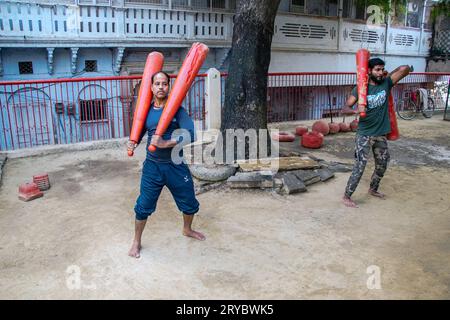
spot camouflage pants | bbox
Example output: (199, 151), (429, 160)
(344, 135), (390, 198)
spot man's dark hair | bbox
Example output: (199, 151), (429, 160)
(369, 58), (385, 69)
(151, 71), (171, 85)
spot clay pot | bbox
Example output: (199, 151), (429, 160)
(350, 119), (359, 132)
(328, 122), (340, 134)
(272, 132), (295, 142)
(301, 131), (324, 149)
(295, 126), (308, 136)
(339, 122), (351, 132)
(312, 120), (330, 136)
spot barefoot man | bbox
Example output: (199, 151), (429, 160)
(341, 58), (412, 208)
(127, 71), (205, 258)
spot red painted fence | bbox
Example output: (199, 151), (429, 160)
(1, 72), (448, 151)
(0, 74), (205, 151)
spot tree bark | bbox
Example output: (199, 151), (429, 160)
(221, 0), (281, 132)
(220, 0), (281, 160)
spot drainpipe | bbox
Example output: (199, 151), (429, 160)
(337, 0), (343, 53)
(383, 0), (390, 58)
(418, 0), (428, 54)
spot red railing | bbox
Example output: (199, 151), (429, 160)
(262, 72), (450, 122)
(1, 72), (449, 151)
(0, 74), (206, 151)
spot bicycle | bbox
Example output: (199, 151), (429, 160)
(396, 89), (435, 120)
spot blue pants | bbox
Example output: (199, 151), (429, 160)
(134, 160), (199, 220)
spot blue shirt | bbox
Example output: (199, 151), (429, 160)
(138, 103), (195, 163)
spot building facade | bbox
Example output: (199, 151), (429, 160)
(0, 0), (437, 80)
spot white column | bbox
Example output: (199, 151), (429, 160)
(66, 4), (80, 36)
(186, 12), (195, 40)
(205, 68), (221, 130)
(115, 8), (126, 38)
(40, 4), (53, 35)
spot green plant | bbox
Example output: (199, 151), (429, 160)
(355, 0), (391, 14)
(430, 0), (450, 23)
(355, 0), (407, 21)
(391, 0), (408, 16)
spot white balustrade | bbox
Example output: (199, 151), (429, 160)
(273, 14), (339, 51)
(0, 1), (432, 57)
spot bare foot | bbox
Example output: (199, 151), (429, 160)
(342, 195), (358, 208)
(183, 229), (206, 241)
(368, 189), (386, 199)
(128, 241), (142, 258)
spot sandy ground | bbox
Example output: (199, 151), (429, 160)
(0, 116), (449, 299)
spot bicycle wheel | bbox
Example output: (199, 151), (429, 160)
(422, 97), (435, 118)
(397, 99), (417, 120)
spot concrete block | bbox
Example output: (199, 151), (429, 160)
(189, 164), (236, 182)
(320, 161), (353, 173)
(281, 173), (307, 194)
(227, 171), (274, 189)
(315, 168), (335, 182)
(292, 170), (321, 186)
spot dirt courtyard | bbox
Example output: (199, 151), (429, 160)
(0, 116), (449, 299)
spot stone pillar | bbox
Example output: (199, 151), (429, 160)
(205, 68), (221, 130)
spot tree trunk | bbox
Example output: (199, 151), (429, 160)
(220, 0), (281, 160)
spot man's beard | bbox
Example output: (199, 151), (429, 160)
(370, 74), (383, 84)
